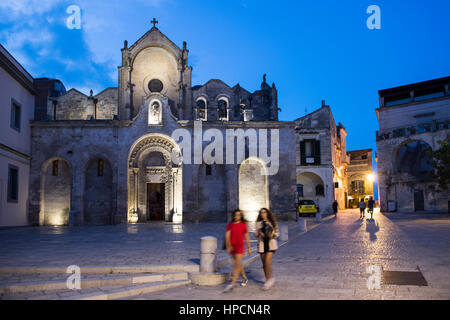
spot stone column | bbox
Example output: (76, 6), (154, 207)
(133, 168), (139, 212)
(298, 218), (307, 232)
(200, 236), (217, 273)
(279, 224), (289, 242)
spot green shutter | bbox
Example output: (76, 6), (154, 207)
(314, 140), (321, 165)
(300, 141), (306, 165)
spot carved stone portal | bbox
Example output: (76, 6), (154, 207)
(128, 134), (183, 223)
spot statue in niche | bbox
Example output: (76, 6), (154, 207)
(149, 100), (161, 124)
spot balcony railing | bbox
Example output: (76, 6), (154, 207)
(376, 118), (450, 141)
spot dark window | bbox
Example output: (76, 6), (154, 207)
(218, 100), (228, 120)
(196, 99), (206, 120)
(315, 184), (324, 196)
(52, 160), (59, 176)
(98, 159), (104, 176)
(300, 140), (321, 165)
(205, 164), (212, 176)
(351, 180), (365, 194)
(7, 165), (19, 202)
(299, 200), (315, 205)
(393, 128), (406, 138)
(385, 93), (412, 107)
(10, 99), (21, 131)
(245, 137), (250, 159)
(148, 79), (163, 93)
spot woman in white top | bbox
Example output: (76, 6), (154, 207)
(254, 208), (279, 290)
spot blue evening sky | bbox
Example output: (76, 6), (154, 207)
(1, 0), (449, 155)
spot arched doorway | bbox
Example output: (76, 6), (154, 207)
(84, 158), (113, 225)
(41, 158), (71, 226)
(128, 133), (183, 223)
(238, 158), (269, 222)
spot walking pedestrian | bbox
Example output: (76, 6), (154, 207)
(223, 209), (251, 293)
(368, 197), (375, 220)
(255, 208), (279, 290)
(332, 200), (338, 216)
(359, 199), (366, 219)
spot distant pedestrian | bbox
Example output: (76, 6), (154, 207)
(368, 197), (375, 219)
(359, 199), (366, 218)
(332, 200), (338, 216)
(255, 208), (279, 290)
(223, 209), (251, 293)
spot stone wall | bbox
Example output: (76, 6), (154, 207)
(48, 88), (118, 120)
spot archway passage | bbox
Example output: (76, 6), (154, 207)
(128, 134), (183, 223)
(41, 158), (71, 226)
(238, 158), (269, 222)
(84, 159), (113, 225)
(296, 172), (325, 199)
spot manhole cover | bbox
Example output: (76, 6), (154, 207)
(382, 268), (428, 286)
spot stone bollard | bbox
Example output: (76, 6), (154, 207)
(200, 236), (217, 273)
(279, 224), (289, 242)
(298, 218), (307, 232)
(316, 212), (322, 222)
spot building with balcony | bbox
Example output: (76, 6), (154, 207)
(376, 76), (450, 213)
(346, 149), (374, 208)
(295, 101), (349, 213)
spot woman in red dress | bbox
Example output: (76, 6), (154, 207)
(223, 209), (251, 293)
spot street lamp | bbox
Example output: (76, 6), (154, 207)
(367, 173), (375, 182)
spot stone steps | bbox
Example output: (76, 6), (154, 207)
(0, 264), (199, 275)
(62, 279), (192, 300)
(0, 272), (189, 294)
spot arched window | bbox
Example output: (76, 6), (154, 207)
(315, 184), (324, 196)
(196, 99), (207, 121)
(218, 98), (228, 121)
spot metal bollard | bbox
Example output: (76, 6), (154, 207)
(316, 212), (322, 222)
(200, 236), (217, 273)
(279, 224), (289, 242)
(298, 218), (307, 232)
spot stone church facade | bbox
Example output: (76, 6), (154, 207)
(28, 25), (297, 226)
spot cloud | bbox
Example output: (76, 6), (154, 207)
(0, 0), (171, 93)
(0, 0), (60, 20)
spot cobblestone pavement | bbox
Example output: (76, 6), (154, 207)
(132, 210), (450, 300)
(0, 220), (304, 270)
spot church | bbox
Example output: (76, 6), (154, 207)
(27, 22), (297, 226)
